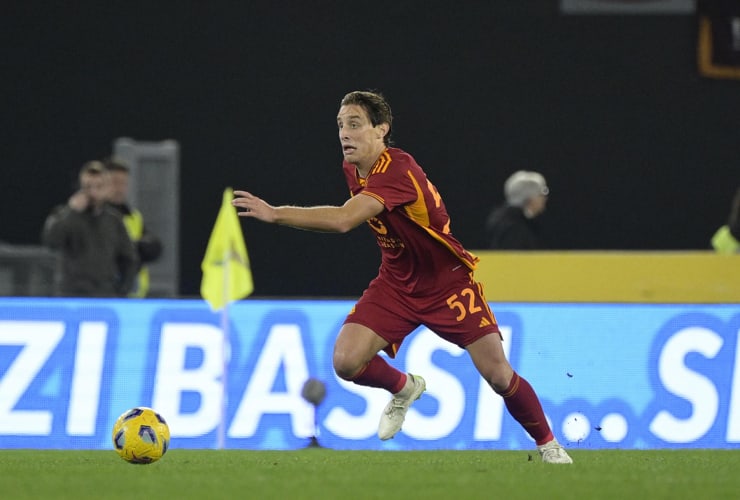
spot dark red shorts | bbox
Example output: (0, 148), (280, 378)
(344, 270), (500, 358)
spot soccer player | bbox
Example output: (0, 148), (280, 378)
(232, 90), (573, 463)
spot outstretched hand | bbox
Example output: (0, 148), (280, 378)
(232, 190), (276, 223)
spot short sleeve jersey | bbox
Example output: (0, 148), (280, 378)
(343, 147), (479, 295)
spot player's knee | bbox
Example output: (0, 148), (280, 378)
(332, 350), (362, 380)
(480, 363), (514, 393)
(489, 369), (516, 394)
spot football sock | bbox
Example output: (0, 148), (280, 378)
(498, 372), (554, 445)
(349, 355), (407, 394)
(394, 374), (417, 398)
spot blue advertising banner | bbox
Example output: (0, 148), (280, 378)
(1, 298), (739, 450)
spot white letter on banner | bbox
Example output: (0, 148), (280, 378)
(725, 328), (740, 441)
(474, 325), (513, 440)
(649, 326), (721, 442)
(324, 376), (387, 440)
(0, 321), (64, 435)
(66, 321), (107, 436)
(152, 323), (223, 437)
(403, 328), (466, 440)
(229, 324), (313, 438)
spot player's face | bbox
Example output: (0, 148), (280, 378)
(337, 104), (386, 169)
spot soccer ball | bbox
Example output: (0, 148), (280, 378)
(112, 407), (170, 464)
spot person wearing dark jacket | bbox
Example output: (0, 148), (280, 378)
(485, 170), (549, 250)
(42, 161), (138, 297)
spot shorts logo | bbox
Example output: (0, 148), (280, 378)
(479, 317), (491, 328)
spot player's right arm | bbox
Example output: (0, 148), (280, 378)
(232, 190), (383, 233)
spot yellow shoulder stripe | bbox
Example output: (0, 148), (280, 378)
(370, 151), (392, 175)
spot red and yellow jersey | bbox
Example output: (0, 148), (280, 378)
(343, 147), (479, 294)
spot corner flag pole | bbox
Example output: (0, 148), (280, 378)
(217, 251), (230, 450)
(200, 187), (255, 450)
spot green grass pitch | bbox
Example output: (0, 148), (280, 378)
(1, 449), (739, 499)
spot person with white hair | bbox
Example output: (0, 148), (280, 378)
(485, 170), (549, 250)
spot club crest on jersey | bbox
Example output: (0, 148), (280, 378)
(367, 217), (388, 235)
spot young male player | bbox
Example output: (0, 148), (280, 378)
(232, 90), (572, 463)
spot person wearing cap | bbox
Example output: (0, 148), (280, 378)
(484, 170), (549, 250)
(41, 161), (139, 296)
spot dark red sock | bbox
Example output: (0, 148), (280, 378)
(349, 355), (407, 394)
(499, 372), (553, 445)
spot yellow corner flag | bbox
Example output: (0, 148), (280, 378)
(200, 188), (254, 310)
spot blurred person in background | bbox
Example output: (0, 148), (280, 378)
(485, 170), (549, 250)
(104, 158), (163, 297)
(711, 186), (740, 254)
(41, 161), (138, 297)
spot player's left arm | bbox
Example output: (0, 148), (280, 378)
(233, 189), (383, 233)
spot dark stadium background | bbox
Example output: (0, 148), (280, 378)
(2, 2), (737, 297)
